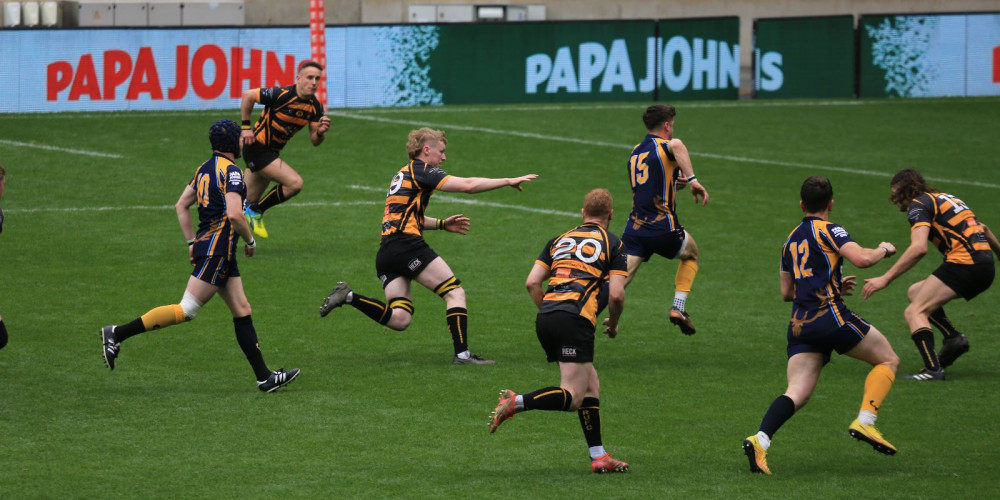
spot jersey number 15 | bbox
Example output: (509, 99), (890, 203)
(629, 152), (650, 188)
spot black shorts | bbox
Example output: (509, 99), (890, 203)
(375, 237), (440, 288)
(933, 261), (995, 300)
(243, 142), (280, 173)
(622, 228), (687, 260)
(536, 310), (596, 364)
(191, 255), (240, 287)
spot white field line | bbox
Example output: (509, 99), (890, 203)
(330, 111), (1000, 190)
(0, 139), (124, 159)
(2, 101), (995, 188)
(4, 193), (580, 218)
(5, 96), (1000, 120)
(4, 200), (379, 214)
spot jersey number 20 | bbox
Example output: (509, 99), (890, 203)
(553, 237), (603, 264)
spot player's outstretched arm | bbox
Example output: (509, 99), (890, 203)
(423, 214), (470, 235)
(862, 227), (929, 299)
(839, 241), (896, 269)
(439, 174), (538, 194)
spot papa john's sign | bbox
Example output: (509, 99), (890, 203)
(2, 28), (311, 112)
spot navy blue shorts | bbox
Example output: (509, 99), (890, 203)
(536, 310), (595, 364)
(191, 255), (240, 287)
(786, 307), (871, 363)
(622, 228), (686, 260)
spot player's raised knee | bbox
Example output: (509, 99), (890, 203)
(286, 173), (304, 194)
(386, 297), (414, 330)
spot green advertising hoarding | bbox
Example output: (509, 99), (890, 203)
(657, 17), (740, 101)
(427, 18), (739, 104)
(753, 16), (855, 98)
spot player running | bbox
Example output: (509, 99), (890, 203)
(319, 127), (536, 365)
(489, 188), (629, 474)
(622, 104), (708, 335)
(99, 120), (299, 393)
(862, 168), (1000, 380)
(240, 60), (331, 238)
(743, 176), (900, 475)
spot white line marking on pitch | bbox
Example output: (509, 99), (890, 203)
(0, 139), (124, 159)
(330, 111), (999, 190)
(4, 195), (579, 218)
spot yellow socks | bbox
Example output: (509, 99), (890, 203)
(140, 304), (185, 331)
(861, 363), (895, 414)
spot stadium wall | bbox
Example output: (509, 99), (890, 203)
(247, 0), (1000, 93)
(3, 12), (999, 113)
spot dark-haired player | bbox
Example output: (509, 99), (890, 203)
(622, 104), (708, 335)
(488, 188), (629, 473)
(862, 168), (1000, 380)
(240, 60), (331, 238)
(743, 176), (900, 475)
(100, 120), (299, 393)
(319, 127), (537, 365)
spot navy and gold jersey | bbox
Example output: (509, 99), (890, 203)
(251, 85), (325, 151)
(380, 160), (452, 242)
(908, 192), (993, 265)
(187, 153), (246, 260)
(536, 223), (628, 326)
(624, 134), (683, 235)
(780, 216), (855, 326)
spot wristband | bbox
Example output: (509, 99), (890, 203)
(187, 239), (195, 247)
(686, 175), (698, 184)
(247, 238), (256, 248)
(241, 120), (251, 130)
(882, 246), (890, 257)
(437, 219), (445, 230)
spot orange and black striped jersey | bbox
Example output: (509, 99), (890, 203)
(625, 134), (683, 235)
(186, 153), (246, 260)
(380, 160), (452, 242)
(781, 216), (854, 323)
(908, 192), (994, 265)
(535, 222), (628, 326)
(251, 85), (325, 151)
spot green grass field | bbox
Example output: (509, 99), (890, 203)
(1, 98), (998, 498)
